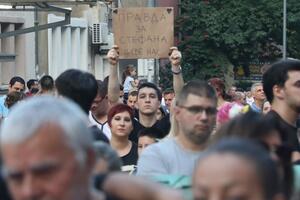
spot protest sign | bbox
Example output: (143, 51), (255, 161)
(113, 7), (174, 59)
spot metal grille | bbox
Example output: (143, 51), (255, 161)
(92, 23), (108, 44)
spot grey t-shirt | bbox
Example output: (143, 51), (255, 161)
(137, 137), (201, 176)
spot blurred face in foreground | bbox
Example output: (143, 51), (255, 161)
(1, 124), (92, 200)
(193, 153), (265, 200)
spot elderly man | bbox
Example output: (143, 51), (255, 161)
(249, 82), (265, 112)
(0, 96), (104, 200)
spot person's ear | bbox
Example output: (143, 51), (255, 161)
(173, 106), (181, 121)
(273, 85), (284, 100)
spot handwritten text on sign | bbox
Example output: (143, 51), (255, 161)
(113, 7), (174, 59)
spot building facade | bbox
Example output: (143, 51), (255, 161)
(0, 0), (179, 88)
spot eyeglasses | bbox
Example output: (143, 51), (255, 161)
(178, 105), (217, 115)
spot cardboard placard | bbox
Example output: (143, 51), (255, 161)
(113, 7), (174, 59)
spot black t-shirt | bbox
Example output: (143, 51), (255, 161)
(129, 114), (171, 143)
(121, 142), (138, 167)
(266, 110), (300, 152)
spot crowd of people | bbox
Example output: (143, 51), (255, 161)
(0, 45), (299, 200)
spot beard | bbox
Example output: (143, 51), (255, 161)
(183, 129), (211, 145)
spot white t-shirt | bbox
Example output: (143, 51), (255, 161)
(123, 76), (134, 93)
(89, 112), (112, 140)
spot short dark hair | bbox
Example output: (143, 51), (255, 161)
(39, 75), (54, 91)
(128, 90), (138, 97)
(26, 79), (38, 90)
(9, 76), (25, 87)
(137, 82), (162, 101)
(96, 80), (108, 98)
(107, 104), (134, 127)
(263, 59), (300, 103)
(55, 69), (98, 114)
(176, 80), (217, 106)
(163, 88), (174, 95)
(138, 127), (161, 140)
(198, 138), (281, 200)
(215, 111), (278, 141)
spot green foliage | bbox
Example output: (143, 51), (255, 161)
(160, 0), (300, 87)
(235, 81), (253, 91)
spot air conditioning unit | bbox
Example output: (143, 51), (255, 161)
(92, 23), (108, 45)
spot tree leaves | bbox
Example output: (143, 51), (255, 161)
(159, 0), (300, 87)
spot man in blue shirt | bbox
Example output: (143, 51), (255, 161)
(0, 76), (25, 118)
(249, 82), (265, 113)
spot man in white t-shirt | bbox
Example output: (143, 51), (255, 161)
(89, 80), (112, 139)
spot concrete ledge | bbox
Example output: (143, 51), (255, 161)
(0, 16), (25, 23)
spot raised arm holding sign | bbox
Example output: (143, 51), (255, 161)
(107, 46), (121, 105)
(169, 47), (184, 97)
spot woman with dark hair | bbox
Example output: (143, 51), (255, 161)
(214, 111), (293, 199)
(108, 104), (138, 173)
(214, 111), (281, 147)
(193, 138), (283, 200)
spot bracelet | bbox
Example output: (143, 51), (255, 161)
(172, 66), (182, 75)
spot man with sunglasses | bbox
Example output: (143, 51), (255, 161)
(137, 80), (217, 176)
